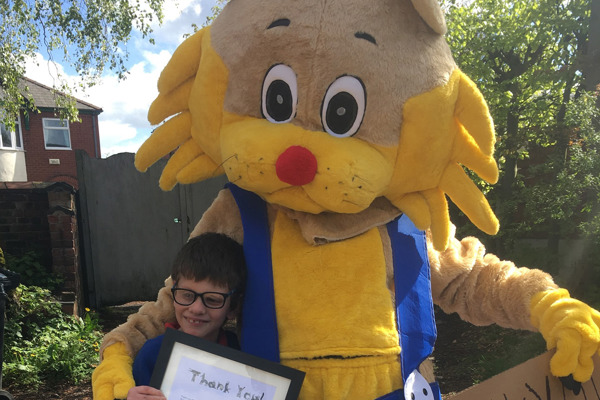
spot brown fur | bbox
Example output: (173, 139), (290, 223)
(210, 0), (455, 147)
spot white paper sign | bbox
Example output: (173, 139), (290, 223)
(150, 330), (305, 400)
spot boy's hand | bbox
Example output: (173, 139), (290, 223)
(531, 289), (600, 382)
(127, 386), (166, 400)
(92, 342), (135, 400)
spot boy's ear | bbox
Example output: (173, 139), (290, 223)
(227, 309), (236, 320)
(227, 306), (238, 321)
(227, 296), (243, 320)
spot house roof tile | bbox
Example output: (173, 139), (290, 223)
(18, 77), (103, 114)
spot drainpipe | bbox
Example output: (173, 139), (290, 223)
(92, 114), (99, 158)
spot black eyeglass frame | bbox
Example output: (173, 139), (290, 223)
(171, 287), (236, 309)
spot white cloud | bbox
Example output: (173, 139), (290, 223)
(23, 0), (219, 158)
(24, 49), (166, 158)
(99, 120), (137, 143)
(138, 0), (209, 50)
(24, 53), (68, 88)
(98, 120), (139, 158)
(82, 51), (172, 157)
(163, 0), (199, 22)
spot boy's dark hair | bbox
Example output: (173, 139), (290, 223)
(171, 233), (246, 309)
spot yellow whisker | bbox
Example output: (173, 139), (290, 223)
(218, 153), (238, 168)
(341, 199), (364, 208)
(177, 155), (224, 184)
(228, 175), (243, 184)
(350, 174), (371, 185)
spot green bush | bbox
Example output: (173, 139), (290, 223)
(3, 285), (103, 390)
(4, 251), (63, 292)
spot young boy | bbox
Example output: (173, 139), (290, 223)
(127, 232), (246, 400)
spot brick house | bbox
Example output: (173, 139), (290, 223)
(0, 77), (102, 314)
(0, 77), (103, 188)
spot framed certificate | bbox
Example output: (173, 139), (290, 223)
(149, 329), (305, 400)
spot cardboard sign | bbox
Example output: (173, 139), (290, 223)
(447, 351), (600, 400)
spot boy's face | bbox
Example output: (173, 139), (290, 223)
(173, 277), (236, 342)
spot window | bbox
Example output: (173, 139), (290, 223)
(43, 118), (71, 149)
(0, 115), (23, 150)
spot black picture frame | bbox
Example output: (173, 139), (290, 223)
(149, 329), (305, 400)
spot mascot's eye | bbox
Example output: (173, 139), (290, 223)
(321, 75), (366, 137)
(261, 64), (298, 123)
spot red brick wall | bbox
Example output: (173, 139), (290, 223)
(47, 187), (82, 315)
(21, 110), (101, 188)
(0, 185), (52, 266)
(0, 182), (83, 314)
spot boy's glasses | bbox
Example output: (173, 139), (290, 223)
(171, 287), (236, 309)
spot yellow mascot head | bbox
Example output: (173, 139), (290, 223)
(135, 0), (499, 251)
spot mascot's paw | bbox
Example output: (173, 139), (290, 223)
(531, 289), (600, 382)
(92, 342), (135, 400)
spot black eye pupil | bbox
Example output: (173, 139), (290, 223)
(266, 79), (293, 122)
(325, 91), (358, 135)
(423, 388), (428, 395)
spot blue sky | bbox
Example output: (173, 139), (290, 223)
(25, 0), (218, 158)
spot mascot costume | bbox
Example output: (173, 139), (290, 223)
(92, 0), (600, 399)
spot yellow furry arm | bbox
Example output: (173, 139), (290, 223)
(99, 280), (176, 359)
(93, 280), (175, 399)
(429, 228), (558, 329)
(91, 342), (134, 400)
(530, 289), (600, 381)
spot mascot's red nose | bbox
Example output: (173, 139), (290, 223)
(276, 146), (318, 186)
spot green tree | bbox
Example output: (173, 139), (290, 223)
(445, 0), (590, 182)
(204, 0), (228, 25)
(0, 0), (165, 125)
(582, 0), (600, 94)
(444, 0), (600, 297)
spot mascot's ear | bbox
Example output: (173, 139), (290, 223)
(409, 0), (447, 35)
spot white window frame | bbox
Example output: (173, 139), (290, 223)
(0, 114), (24, 150)
(43, 118), (72, 150)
